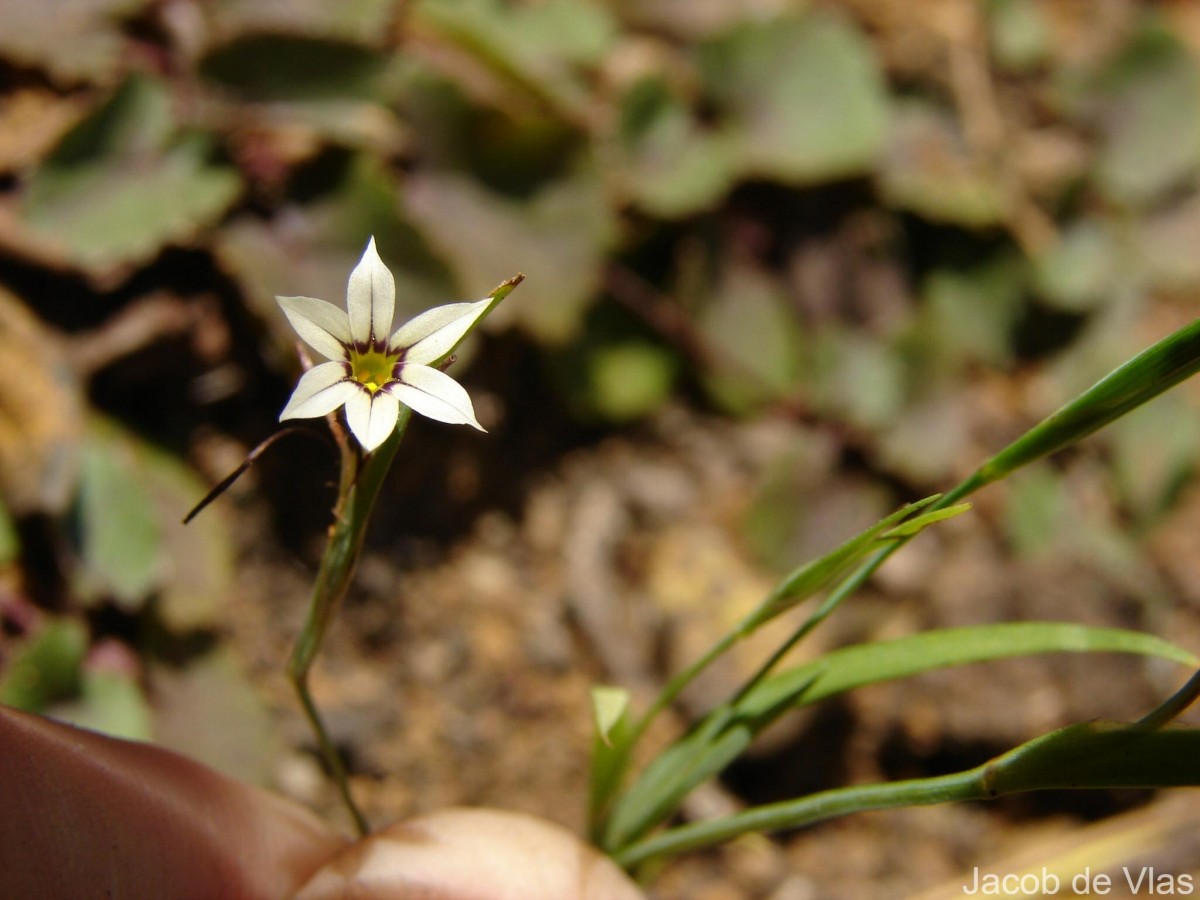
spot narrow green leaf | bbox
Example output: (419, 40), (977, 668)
(736, 623), (1196, 723)
(589, 685), (634, 840)
(968, 317), (1200, 491)
(614, 720), (1200, 870)
(881, 503), (972, 539)
(982, 720), (1200, 795)
(604, 624), (1192, 854)
(744, 495), (941, 629)
(603, 706), (756, 851)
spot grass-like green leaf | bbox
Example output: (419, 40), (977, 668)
(744, 495), (943, 630)
(616, 672), (1200, 870)
(595, 493), (966, 840)
(982, 719), (1200, 794)
(735, 622), (1196, 723)
(614, 718), (1200, 870)
(601, 705), (759, 851)
(950, 317), (1200, 501)
(603, 623), (1194, 853)
(880, 503), (972, 539)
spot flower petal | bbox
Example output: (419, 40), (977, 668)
(277, 296), (352, 361)
(389, 364), (485, 431)
(344, 389), (401, 452)
(347, 237), (395, 346)
(390, 298), (491, 365)
(279, 362), (358, 420)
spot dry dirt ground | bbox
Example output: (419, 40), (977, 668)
(213, 404), (1200, 899)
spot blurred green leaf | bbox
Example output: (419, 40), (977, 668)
(405, 167), (617, 342)
(741, 437), (891, 573)
(201, 35), (394, 103)
(879, 101), (1010, 227)
(1109, 393), (1200, 523)
(0, 618), (87, 711)
(21, 76), (241, 275)
(72, 418), (234, 627)
(140, 443), (235, 634)
(1033, 219), (1123, 312)
(987, 0), (1050, 73)
(1002, 464), (1068, 557)
(1090, 26), (1200, 207)
(1136, 194), (1200, 289)
(75, 425), (162, 610)
(606, 0), (744, 40)
(412, 0), (616, 121)
(614, 77), (738, 218)
(877, 389), (971, 485)
(52, 667), (153, 742)
(920, 256), (1026, 367)
(206, 0), (401, 44)
(587, 341), (678, 422)
(698, 10), (888, 184)
(0, 0), (146, 86)
(810, 327), (907, 430)
(697, 262), (803, 412)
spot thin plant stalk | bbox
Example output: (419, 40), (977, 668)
(287, 411), (411, 836)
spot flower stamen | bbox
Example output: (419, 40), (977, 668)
(348, 347), (398, 395)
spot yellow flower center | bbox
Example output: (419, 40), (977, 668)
(348, 347), (398, 394)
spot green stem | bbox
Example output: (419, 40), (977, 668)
(286, 410), (412, 836)
(614, 768), (984, 870)
(734, 479), (987, 701)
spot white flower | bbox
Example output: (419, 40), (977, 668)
(277, 237), (489, 452)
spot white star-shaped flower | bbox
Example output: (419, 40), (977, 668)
(276, 237), (489, 452)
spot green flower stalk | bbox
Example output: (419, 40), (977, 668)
(275, 236), (522, 834)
